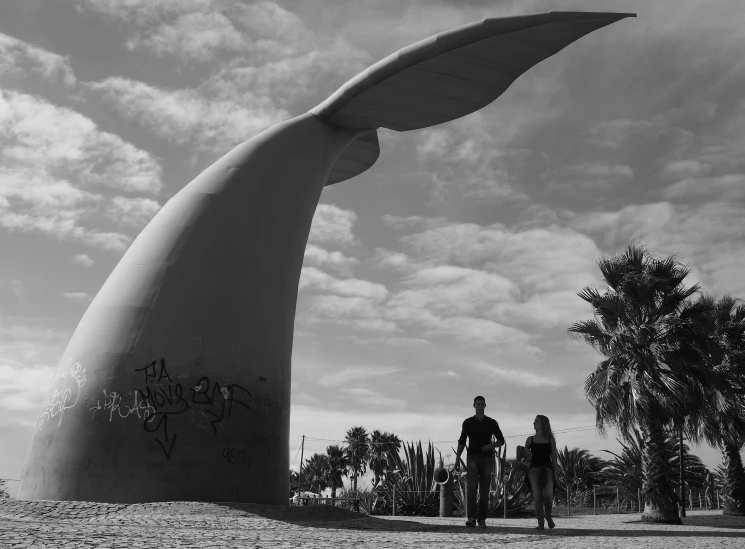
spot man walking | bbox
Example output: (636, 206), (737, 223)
(454, 396), (505, 528)
(704, 469), (716, 510)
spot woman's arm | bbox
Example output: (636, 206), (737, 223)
(550, 436), (558, 466)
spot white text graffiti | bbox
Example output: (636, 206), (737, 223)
(37, 358), (87, 431)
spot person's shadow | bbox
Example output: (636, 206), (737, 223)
(215, 503), (745, 538)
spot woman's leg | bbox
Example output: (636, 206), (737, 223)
(543, 469), (555, 528)
(528, 468), (544, 527)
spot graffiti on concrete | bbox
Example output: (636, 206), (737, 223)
(37, 358), (88, 431)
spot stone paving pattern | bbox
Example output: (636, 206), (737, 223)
(1, 500), (743, 548)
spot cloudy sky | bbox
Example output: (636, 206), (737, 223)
(1, 0), (744, 497)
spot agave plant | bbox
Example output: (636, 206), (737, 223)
(377, 440), (441, 516)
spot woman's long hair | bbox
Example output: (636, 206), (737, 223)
(536, 415), (554, 440)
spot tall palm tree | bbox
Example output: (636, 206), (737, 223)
(344, 426), (370, 494)
(569, 244), (720, 524)
(686, 295), (745, 515)
(369, 430), (402, 487)
(325, 444), (348, 499)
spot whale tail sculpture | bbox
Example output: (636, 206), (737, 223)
(323, 11), (634, 185)
(20, 11), (634, 504)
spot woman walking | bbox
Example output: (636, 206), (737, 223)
(521, 415), (557, 530)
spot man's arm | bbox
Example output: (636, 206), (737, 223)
(455, 421), (468, 465)
(492, 420), (505, 448)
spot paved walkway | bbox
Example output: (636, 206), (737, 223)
(1, 500), (743, 548)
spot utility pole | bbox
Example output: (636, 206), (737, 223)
(298, 435), (305, 499)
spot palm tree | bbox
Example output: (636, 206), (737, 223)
(555, 447), (606, 506)
(686, 295), (745, 515)
(289, 469), (299, 498)
(368, 430), (402, 487)
(600, 429), (645, 501)
(601, 427), (707, 506)
(0, 479), (11, 499)
(569, 244), (720, 524)
(325, 444), (348, 499)
(344, 426), (370, 494)
(303, 453), (330, 496)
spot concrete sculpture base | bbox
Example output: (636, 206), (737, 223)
(19, 11), (634, 503)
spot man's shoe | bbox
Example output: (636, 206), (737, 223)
(465, 518), (476, 527)
(546, 516), (555, 529)
(477, 520), (487, 528)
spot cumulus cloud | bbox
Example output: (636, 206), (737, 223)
(75, 1), (371, 153)
(76, 0), (215, 25)
(300, 267), (388, 302)
(467, 362), (563, 388)
(0, 89), (164, 251)
(126, 11), (247, 61)
(414, 115), (530, 204)
(585, 119), (659, 149)
(72, 254), (95, 268)
(661, 159), (712, 180)
(662, 174), (745, 202)
(83, 77), (289, 154)
(105, 196), (161, 229)
(0, 32), (76, 86)
(308, 204), (358, 247)
(568, 201), (745, 297)
(1, 90), (162, 194)
(303, 244), (358, 277)
(318, 366), (400, 387)
(0, 363), (56, 412)
(571, 163), (634, 179)
(372, 249), (414, 273)
(61, 292), (92, 302)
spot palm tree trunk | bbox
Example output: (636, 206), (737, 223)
(722, 442), (745, 516)
(641, 421), (681, 524)
(679, 427), (686, 518)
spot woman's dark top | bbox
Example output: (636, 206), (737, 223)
(527, 436), (553, 469)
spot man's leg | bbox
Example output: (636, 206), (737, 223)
(466, 456), (478, 526)
(477, 456), (493, 525)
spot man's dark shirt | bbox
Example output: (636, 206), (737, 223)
(458, 415), (505, 457)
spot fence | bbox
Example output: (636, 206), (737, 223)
(685, 486), (721, 511)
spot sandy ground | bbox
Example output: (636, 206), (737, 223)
(1, 499), (743, 548)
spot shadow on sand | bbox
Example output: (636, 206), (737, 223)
(214, 503), (745, 538)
